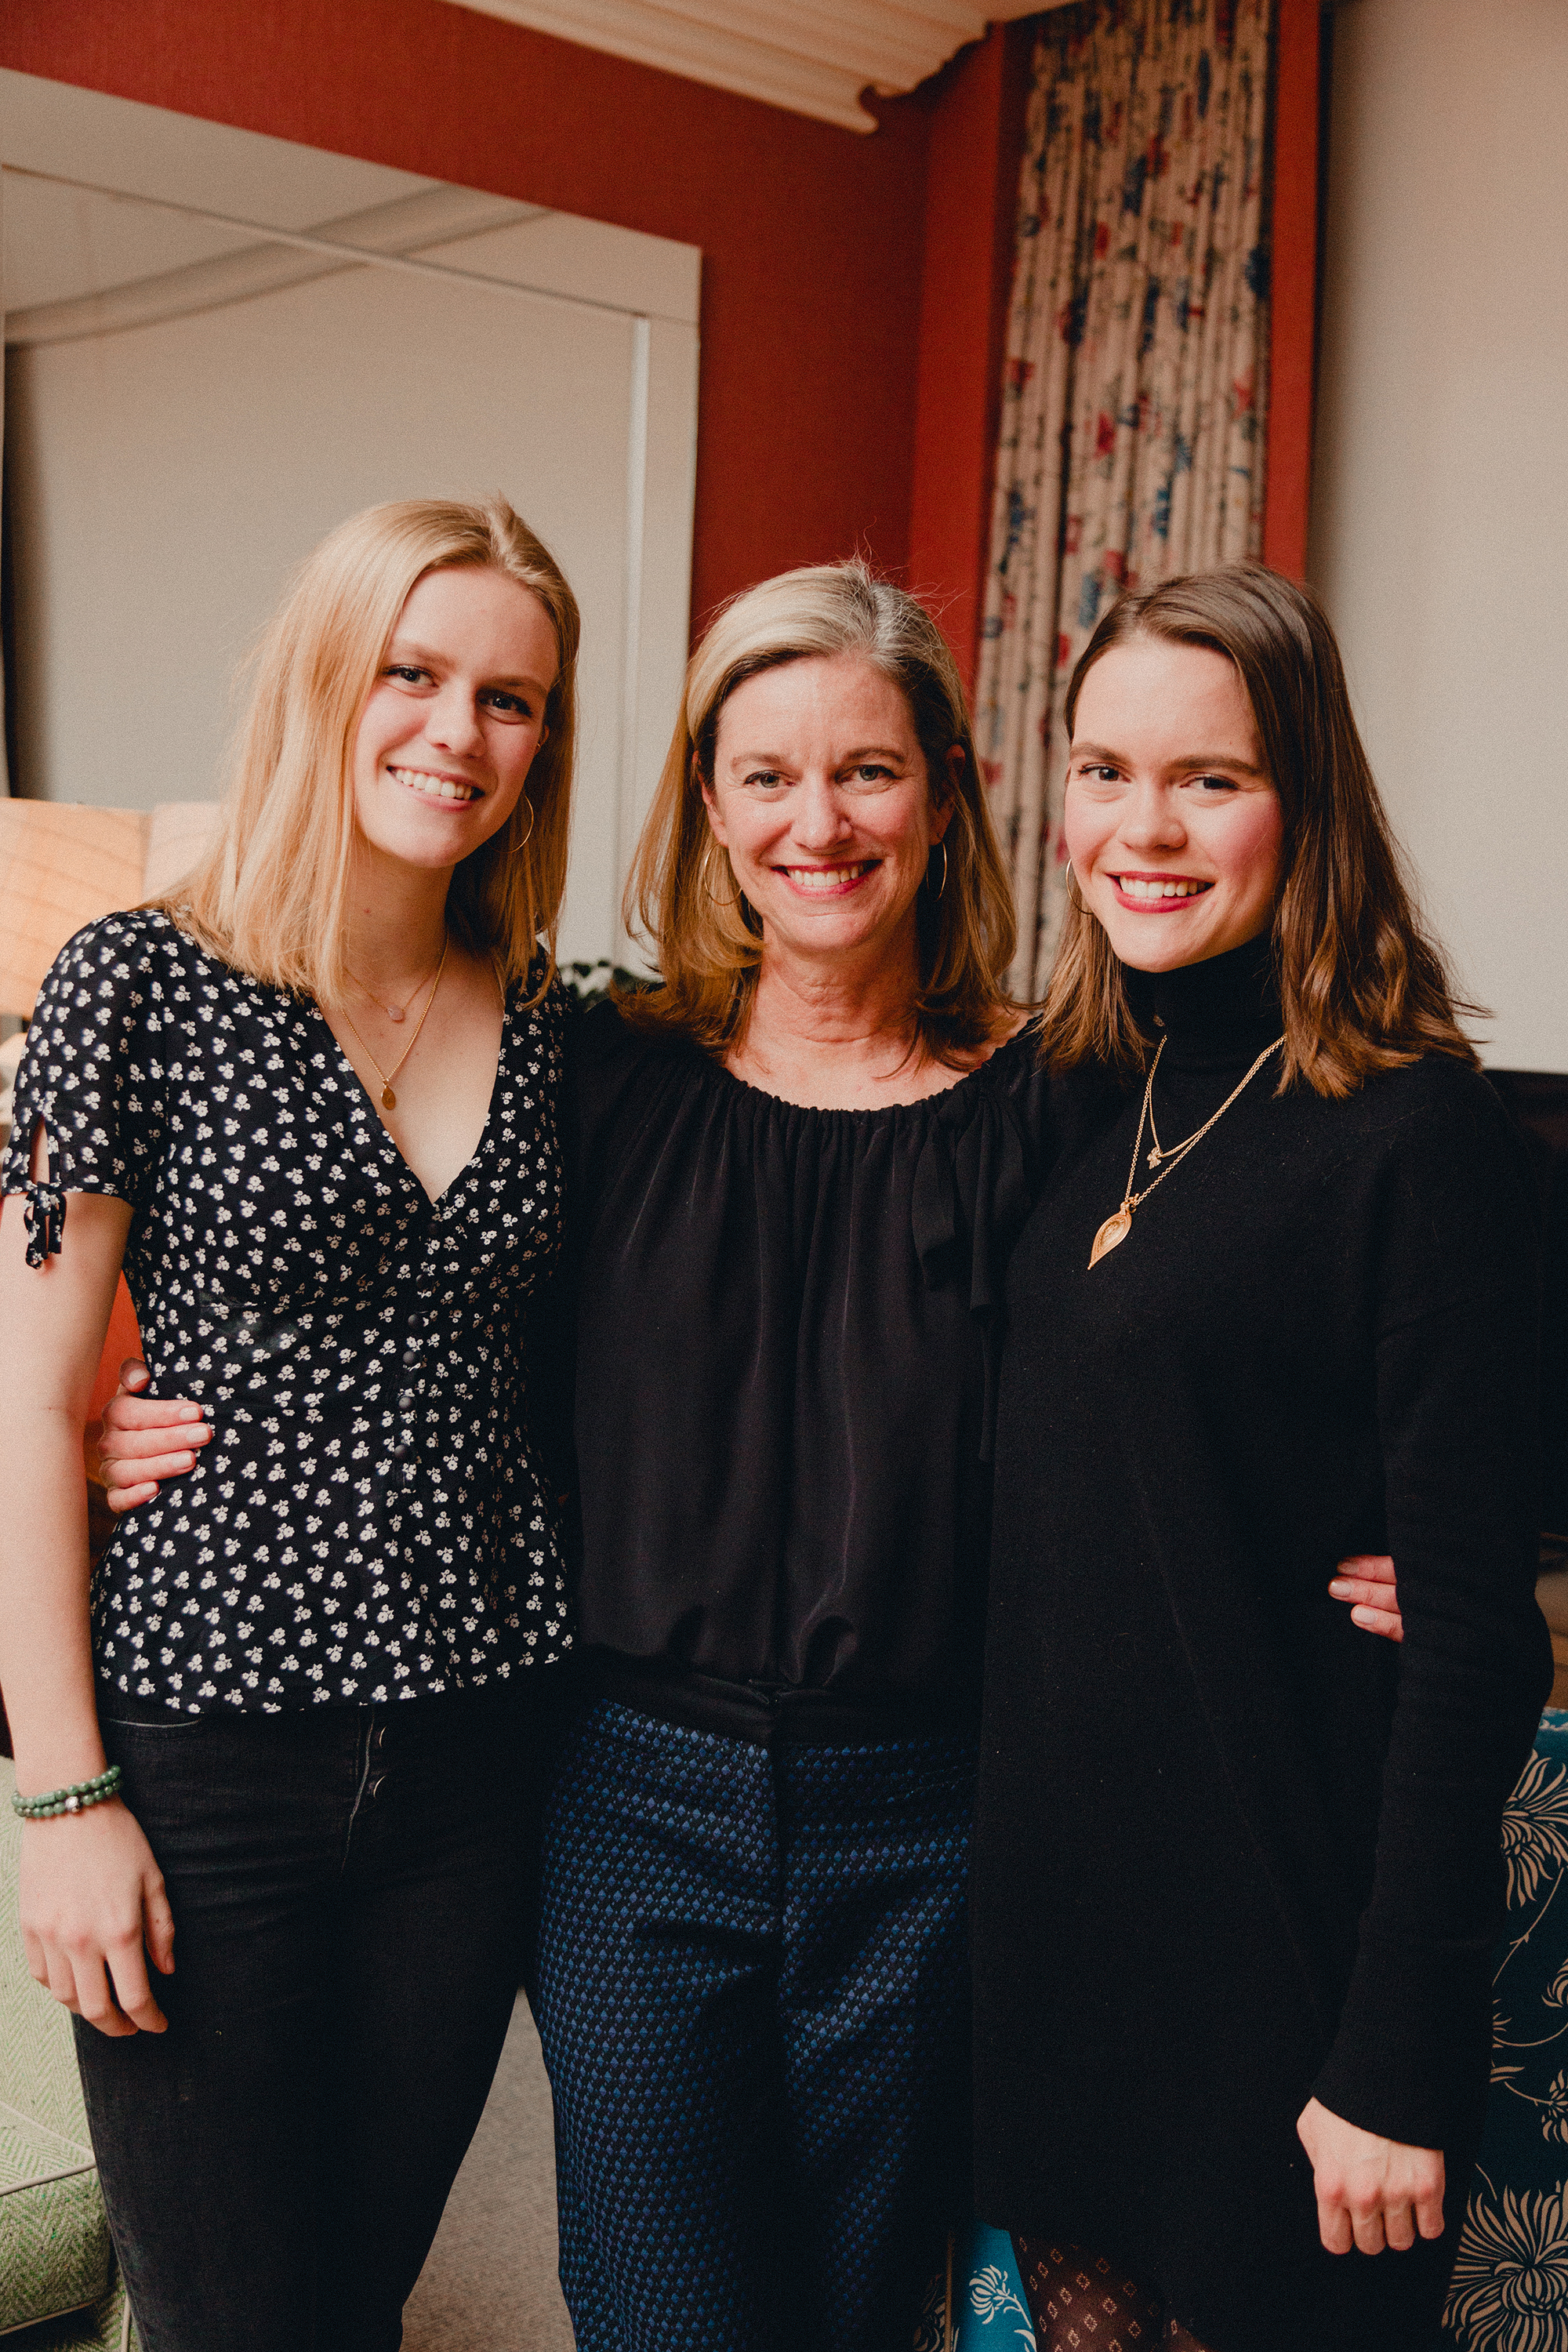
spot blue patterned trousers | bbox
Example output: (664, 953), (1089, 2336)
(535, 1695), (977, 2352)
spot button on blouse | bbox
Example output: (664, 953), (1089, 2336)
(3, 910), (572, 1713)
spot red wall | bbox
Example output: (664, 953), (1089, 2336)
(0, 0), (933, 636)
(2, 0), (1319, 666)
(1261, 0), (1323, 579)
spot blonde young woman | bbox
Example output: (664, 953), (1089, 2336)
(0, 496), (579, 2352)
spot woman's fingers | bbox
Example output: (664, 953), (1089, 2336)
(1314, 2187), (1354, 2256)
(103, 1928), (168, 2034)
(1335, 1553), (1397, 1589)
(1328, 1554), (1403, 1642)
(103, 1446), (205, 1483)
(96, 1368), (209, 1515)
(104, 1479), (163, 1512)
(101, 1408), (209, 1452)
(1415, 2170), (1447, 2241)
(20, 1808), (173, 2035)
(71, 1948), (140, 2038)
(1381, 2199), (1416, 2252)
(40, 1940), (85, 2020)
(1298, 2098), (1443, 2258)
(20, 1920), (51, 1994)
(1348, 2198), (1388, 2256)
(143, 1872), (176, 1978)
(100, 1417), (211, 1514)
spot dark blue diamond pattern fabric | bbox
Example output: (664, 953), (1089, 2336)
(535, 1697), (976, 2352)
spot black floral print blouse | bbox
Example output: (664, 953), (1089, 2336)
(3, 910), (572, 1713)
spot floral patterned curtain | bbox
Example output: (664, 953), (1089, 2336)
(974, 0), (1272, 997)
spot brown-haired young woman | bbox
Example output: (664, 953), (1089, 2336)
(972, 564), (1552, 2350)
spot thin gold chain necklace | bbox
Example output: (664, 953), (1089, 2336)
(337, 932), (450, 1111)
(347, 946), (444, 1025)
(1088, 1029), (1285, 1269)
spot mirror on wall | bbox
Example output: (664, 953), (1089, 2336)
(0, 69), (700, 969)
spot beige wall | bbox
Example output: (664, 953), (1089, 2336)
(2, 74), (701, 973)
(1310, 0), (1568, 1073)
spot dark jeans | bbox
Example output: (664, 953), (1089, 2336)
(77, 1683), (555, 2352)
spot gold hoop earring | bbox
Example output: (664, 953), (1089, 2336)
(1064, 856), (1087, 913)
(927, 840), (949, 901)
(703, 849), (743, 908)
(511, 797), (535, 853)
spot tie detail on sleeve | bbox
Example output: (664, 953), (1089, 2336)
(23, 1180), (65, 1268)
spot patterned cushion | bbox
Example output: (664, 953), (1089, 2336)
(0, 1759), (113, 2332)
(1443, 1707), (1568, 2349)
(946, 2223), (1035, 2348)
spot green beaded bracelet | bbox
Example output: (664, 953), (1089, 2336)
(10, 1765), (123, 1820)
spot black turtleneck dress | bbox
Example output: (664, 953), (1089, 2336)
(971, 939), (1552, 2351)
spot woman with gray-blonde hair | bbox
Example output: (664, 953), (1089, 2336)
(532, 557), (1040, 2352)
(0, 494), (581, 2351)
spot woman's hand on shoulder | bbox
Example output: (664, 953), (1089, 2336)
(19, 1801), (175, 2034)
(1329, 1554), (1403, 1642)
(94, 1361), (209, 1511)
(1296, 2096), (1444, 2255)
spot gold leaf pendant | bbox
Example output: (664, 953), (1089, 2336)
(1088, 1203), (1133, 1269)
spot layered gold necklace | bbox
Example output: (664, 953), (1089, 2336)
(338, 933), (451, 1112)
(1088, 1029), (1285, 1269)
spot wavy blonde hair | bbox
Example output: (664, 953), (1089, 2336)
(156, 495), (579, 1006)
(1036, 564), (1479, 1095)
(620, 560), (1018, 1062)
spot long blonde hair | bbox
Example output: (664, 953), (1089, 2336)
(1036, 564), (1479, 1094)
(158, 495), (580, 1005)
(620, 560), (1018, 1062)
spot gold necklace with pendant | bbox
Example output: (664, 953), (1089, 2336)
(1088, 1029), (1285, 1270)
(337, 931), (451, 1111)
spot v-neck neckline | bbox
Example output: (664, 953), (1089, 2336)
(304, 989), (510, 1209)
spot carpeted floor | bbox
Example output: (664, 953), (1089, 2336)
(402, 1994), (575, 2350)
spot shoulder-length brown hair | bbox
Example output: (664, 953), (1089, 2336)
(1036, 564), (1479, 1094)
(620, 559), (1018, 1063)
(156, 495), (579, 1007)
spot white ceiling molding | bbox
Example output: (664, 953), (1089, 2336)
(441, 0), (1056, 132)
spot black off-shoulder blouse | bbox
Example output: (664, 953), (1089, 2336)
(568, 1001), (1054, 1720)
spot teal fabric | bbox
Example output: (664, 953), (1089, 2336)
(953, 2227), (1036, 2348)
(0, 1758), (136, 2348)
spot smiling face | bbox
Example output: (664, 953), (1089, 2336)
(701, 652), (954, 973)
(1064, 636), (1284, 972)
(350, 564), (557, 877)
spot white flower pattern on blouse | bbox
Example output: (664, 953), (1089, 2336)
(2, 910), (572, 1712)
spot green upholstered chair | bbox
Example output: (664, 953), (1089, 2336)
(0, 1756), (136, 2351)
